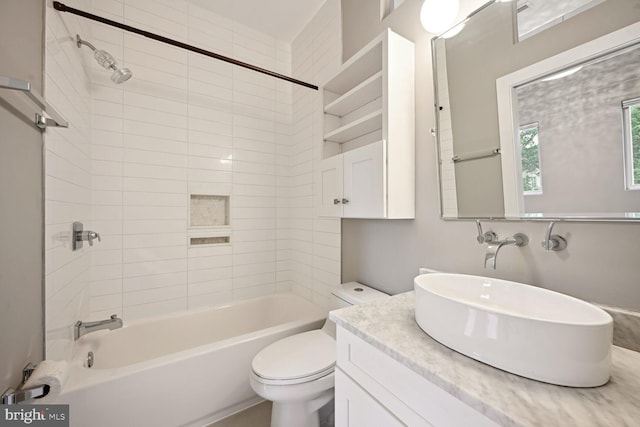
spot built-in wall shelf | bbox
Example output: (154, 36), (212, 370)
(325, 44), (383, 95)
(324, 110), (383, 143)
(325, 71), (383, 117)
(320, 29), (415, 219)
(187, 194), (231, 247)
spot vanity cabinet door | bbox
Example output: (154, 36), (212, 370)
(336, 327), (499, 427)
(335, 368), (404, 427)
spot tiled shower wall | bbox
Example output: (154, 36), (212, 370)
(44, 0), (343, 359)
(44, 0), (93, 360)
(87, 0), (295, 321)
(290, 0), (342, 307)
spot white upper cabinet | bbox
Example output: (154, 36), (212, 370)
(321, 29), (415, 219)
(320, 141), (386, 218)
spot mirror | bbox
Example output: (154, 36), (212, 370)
(516, 0), (605, 41)
(433, 0), (640, 220)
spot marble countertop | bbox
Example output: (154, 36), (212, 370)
(329, 291), (640, 427)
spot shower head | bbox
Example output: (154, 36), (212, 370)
(76, 34), (133, 84)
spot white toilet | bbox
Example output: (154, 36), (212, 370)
(250, 282), (389, 427)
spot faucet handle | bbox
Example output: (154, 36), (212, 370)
(541, 222), (567, 251)
(87, 231), (101, 246)
(476, 220), (497, 244)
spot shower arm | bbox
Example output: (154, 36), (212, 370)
(76, 35), (97, 52)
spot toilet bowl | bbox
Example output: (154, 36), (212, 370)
(249, 282), (389, 427)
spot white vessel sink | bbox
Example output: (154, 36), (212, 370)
(414, 273), (613, 387)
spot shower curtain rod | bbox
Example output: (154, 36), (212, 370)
(52, 1), (318, 90)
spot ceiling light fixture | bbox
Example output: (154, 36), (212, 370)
(420, 0), (460, 34)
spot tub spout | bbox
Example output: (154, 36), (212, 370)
(75, 314), (123, 340)
(484, 233), (528, 270)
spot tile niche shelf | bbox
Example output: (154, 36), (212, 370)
(320, 29), (415, 219)
(188, 194), (231, 247)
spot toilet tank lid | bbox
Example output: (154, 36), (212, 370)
(331, 282), (389, 305)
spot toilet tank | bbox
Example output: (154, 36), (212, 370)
(330, 282), (389, 309)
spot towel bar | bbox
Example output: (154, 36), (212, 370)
(0, 76), (69, 129)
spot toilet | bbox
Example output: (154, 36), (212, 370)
(249, 282), (389, 427)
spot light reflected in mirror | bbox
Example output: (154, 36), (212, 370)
(516, 0), (605, 41)
(432, 0), (640, 221)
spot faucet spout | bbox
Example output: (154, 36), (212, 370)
(74, 314), (123, 340)
(484, 233), (529, 269)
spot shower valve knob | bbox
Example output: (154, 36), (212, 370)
(86, 231), (101, 246)
(73, 222), (102, 250)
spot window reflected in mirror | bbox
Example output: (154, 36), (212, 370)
(519, 123), (542, 195)
(623, 98), (640, 190)
(516, 0), (605, 41)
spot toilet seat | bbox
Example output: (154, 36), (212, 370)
(252, 330), (336, 385)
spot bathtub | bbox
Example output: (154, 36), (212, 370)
(55, 294), (327, 427)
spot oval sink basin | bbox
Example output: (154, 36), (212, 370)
(414, 273), (613, 387)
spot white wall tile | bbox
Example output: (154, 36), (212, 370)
(124, 284), (187, 307)
(187, 291), (232, 310)
(123, 298), (187, 321)
(123, 271), (187, 293)
(123, 258), (187, 278)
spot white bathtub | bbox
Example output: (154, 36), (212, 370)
(55, 294), (327, 427)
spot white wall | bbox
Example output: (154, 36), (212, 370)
(341, 0), (640, 312)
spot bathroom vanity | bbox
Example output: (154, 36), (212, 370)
(330, 292), (640, 426)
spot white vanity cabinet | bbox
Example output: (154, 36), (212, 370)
(335, 327), (499, 427)
(320, 29), (415, 219)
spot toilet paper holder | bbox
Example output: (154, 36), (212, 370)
(1, 363), (50, 405)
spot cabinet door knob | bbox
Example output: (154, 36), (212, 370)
(333, 198), (341, 205)
(342, 198), (350, 204)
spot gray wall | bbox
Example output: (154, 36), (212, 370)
(340, 0), (640, 311)
(518, 48), (640, 214)
(0, 0), (44, 392)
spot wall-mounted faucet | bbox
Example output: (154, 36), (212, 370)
(74, 315), (123, 340)
(476, 221), (528, 269)
(484, 233), (528, 269)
